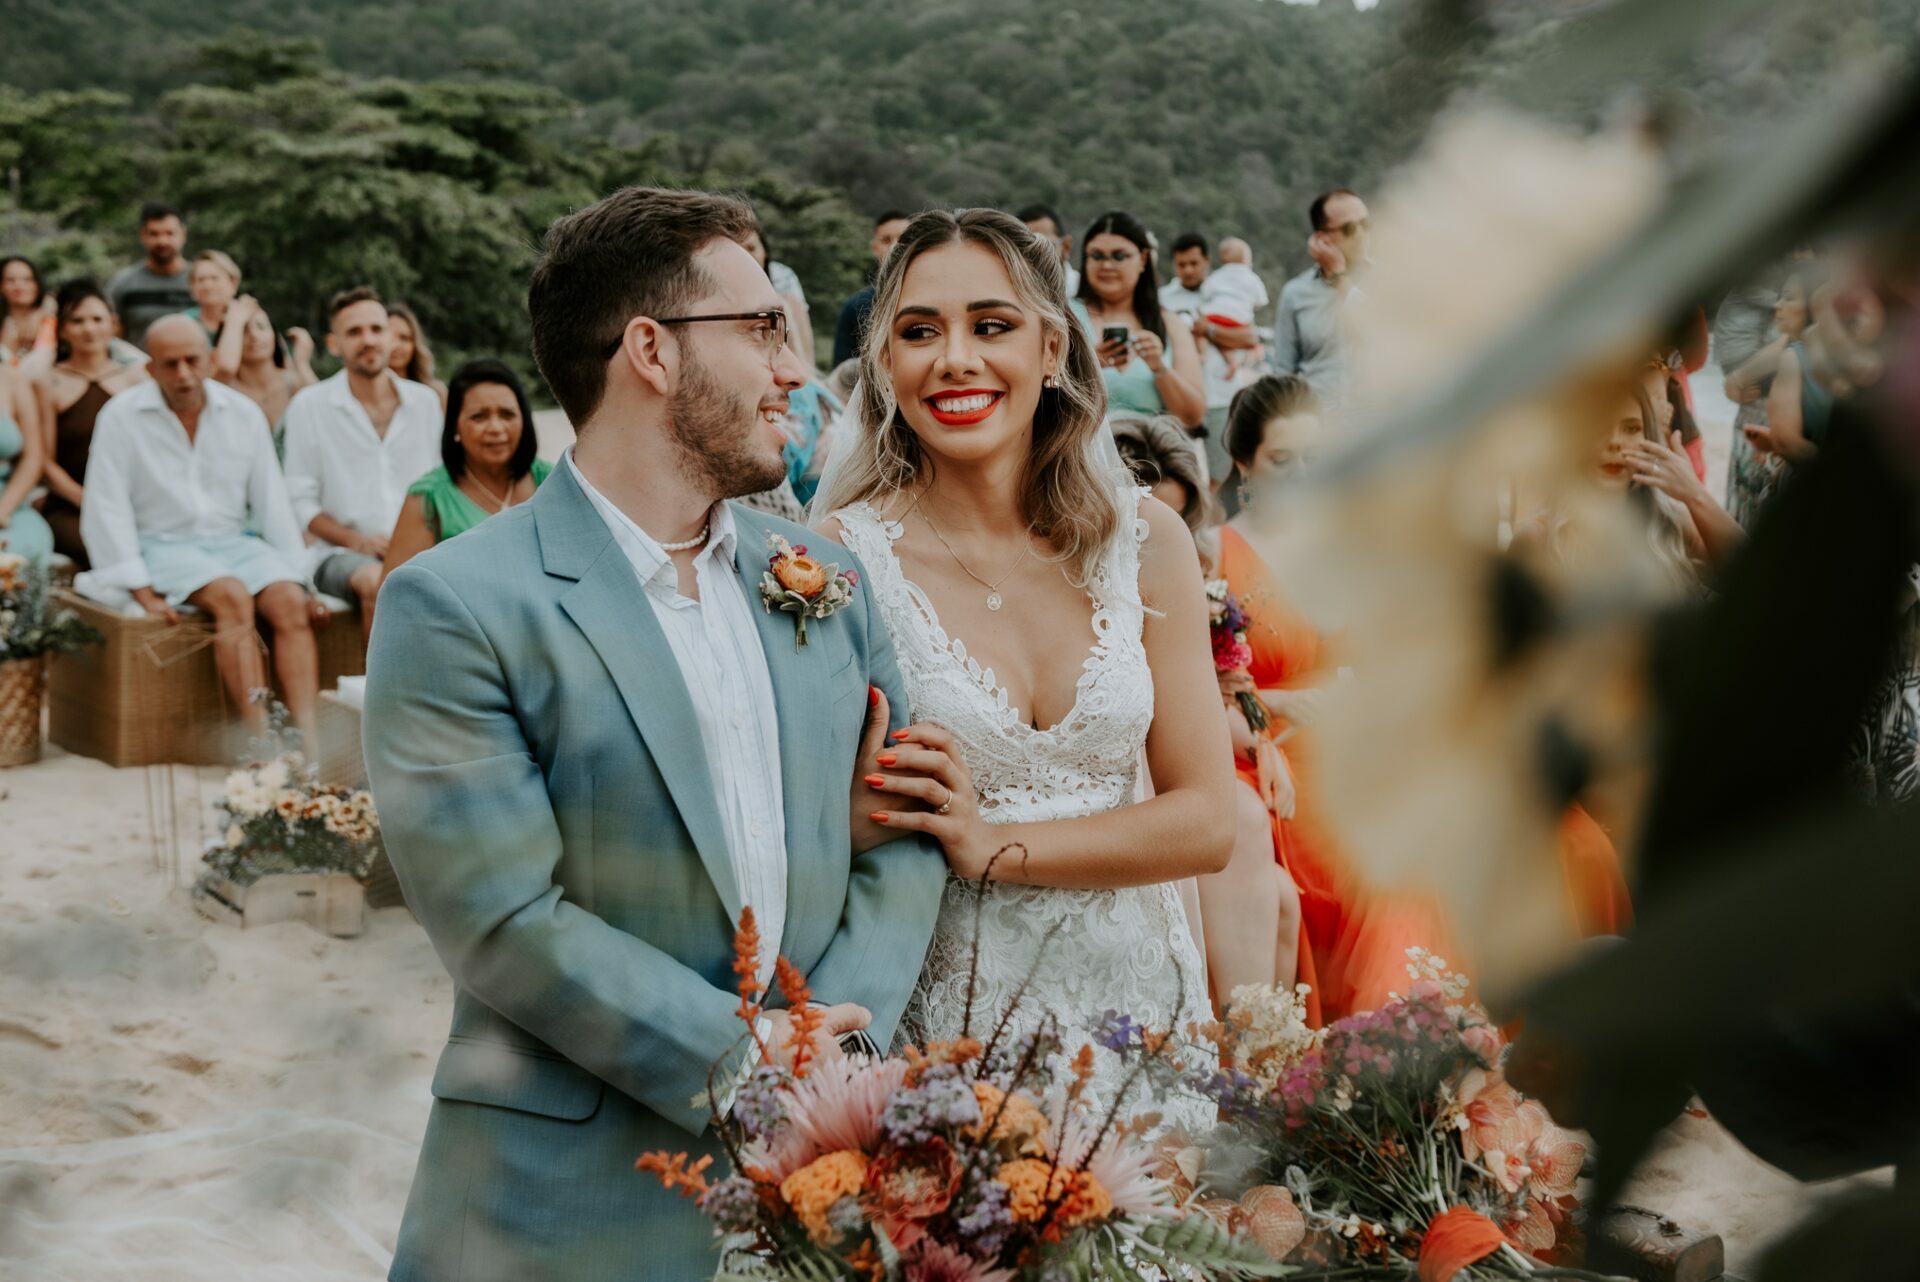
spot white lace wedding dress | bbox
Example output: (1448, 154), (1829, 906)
(833, 486), (1216, 1137)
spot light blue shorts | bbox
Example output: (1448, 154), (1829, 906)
(140, 534), (305, 605)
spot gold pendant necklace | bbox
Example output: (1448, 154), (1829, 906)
(911, 494), (1031, 612)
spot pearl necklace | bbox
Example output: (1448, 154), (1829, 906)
(657, 522), (710, 553)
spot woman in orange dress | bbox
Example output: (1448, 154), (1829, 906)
(1222, 376), (1632, 1022)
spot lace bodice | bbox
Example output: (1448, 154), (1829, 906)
(833, 488), (1216, 1137)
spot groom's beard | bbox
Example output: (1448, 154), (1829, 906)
(665, 349), (787, 499)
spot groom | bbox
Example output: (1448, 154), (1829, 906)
(363, 186), (947, 1281)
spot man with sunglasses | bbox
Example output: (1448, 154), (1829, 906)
(1273, 186), (1372, 404)
(362, 186), (947, 1281)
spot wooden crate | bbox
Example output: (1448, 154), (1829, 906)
(47, 590), (367, 768)
(194, 871), (367, 938)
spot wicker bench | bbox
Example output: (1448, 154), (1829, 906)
(47, 590), (366, 767)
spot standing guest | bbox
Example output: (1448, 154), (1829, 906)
(742, 216), (816, 369)
(281, 286), (441, 639)
(33, 281), (151, 568)
(1017, 203), (1080, 296)
(381, 358), (551, 577)
(1071, 209), (1205, 428)
(1717, 268), (1795, 528)
(1273, 187), (1370, 402)
(385, 301), (449, 409)
(0, 360), (54, 566)
(1160, 231), (1211, 314)
(212, 295), (318, 435)
(76, 317), (321, 745)
(106, 202), (196, 350)
(1, 256), (57, 377)
(831, 209), (912, 367)
(185, 250), (241, 341)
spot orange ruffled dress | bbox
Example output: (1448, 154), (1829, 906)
(1217, 526), (1632, 1023)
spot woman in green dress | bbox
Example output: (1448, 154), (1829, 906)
(381, 359), (549, 579)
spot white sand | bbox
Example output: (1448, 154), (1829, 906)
(0, 382), (1871, 1279)
(0, 742), (1879, 1280)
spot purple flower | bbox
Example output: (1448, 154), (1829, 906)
(952, 1175), (1015, 1256)
(882, 1063), (982, 1146)
(700, 1175), (764, 1234)
(732, 1064), (788, 1140)
(1093, 1010), (1140, 1053)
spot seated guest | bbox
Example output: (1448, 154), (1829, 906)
(381, 358), (550, 577)
(385, 301), (449, 409)
(213, 295), (317, 437)
(77, 316), (321, 744)
(185, 250), (241, 341)
(282, 286), (441, 641)
(0, 359), (54, 566)
(2, 256), (57, 377)
(34, 280), (151, 568)
(1109, 411), (1214, 535)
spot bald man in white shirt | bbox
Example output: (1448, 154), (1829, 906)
(79, 315), (323, 743)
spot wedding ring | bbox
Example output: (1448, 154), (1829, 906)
(935, 786), (953, 816)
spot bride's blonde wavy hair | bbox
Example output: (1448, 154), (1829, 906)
(816, 207), (1119, 588)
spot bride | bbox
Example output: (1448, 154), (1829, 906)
(814, 208), (1234, 1132)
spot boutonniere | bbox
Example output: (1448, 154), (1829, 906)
(759, 533), (858, 650)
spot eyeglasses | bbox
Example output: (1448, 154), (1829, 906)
(1086, 250), (1138, 265)
(601, 309), (789, 362)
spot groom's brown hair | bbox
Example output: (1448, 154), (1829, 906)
(528, 185), (757, 426)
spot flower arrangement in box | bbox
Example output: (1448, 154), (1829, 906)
(194, 698), (382, 898)
(640, 867), (1287, 1281)
(1123, 950), (1624, 1282)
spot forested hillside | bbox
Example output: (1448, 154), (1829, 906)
(3, 0), (1910, 374)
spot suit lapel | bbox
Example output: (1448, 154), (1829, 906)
(731, 505), (836, 950)
(539, 464), (742, 921)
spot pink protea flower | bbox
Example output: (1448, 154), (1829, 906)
(786, 1054), (908, 1154)
(1052, 1107), (1177, 1218)
(739, 1123), (818, 1184)
(904, 1239), (1017, 1282)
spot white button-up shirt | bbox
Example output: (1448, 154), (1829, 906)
(570, 456), (789, 982)
(78, 380), (305, 591)
(281, 370), (442, 565)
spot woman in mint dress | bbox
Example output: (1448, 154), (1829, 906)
(0, 362), (54, 566)
(381, 359), (549, 578)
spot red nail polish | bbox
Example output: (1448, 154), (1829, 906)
(870, 812), (890, 824)
(891, 729), (911, 741)
(868, 685), (879, 707)
(876, 754), (896, 767)
(864, 774), (885, 787)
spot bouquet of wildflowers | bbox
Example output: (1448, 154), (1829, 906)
(195, 700), (381, 897)
(1123, 951), (1618, 1282)
(0, 551), (101, 661)
(641, 897), (1285, 1281)
(1205, 580), (1268, 734)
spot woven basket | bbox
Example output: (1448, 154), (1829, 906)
(0, 655), (48, 768)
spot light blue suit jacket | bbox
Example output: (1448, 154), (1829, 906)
(363, 462), (946, 1281)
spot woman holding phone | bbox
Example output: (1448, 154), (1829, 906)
(1071, 210), (1206, 428)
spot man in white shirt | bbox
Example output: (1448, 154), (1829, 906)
(79, 316), (322, 743)
(281, 286), (441, 640)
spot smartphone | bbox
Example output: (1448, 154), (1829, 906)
(1101, 325), (1131, 348)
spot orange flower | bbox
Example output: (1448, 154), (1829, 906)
(1419, 1205), (1508, 1282)
(1067, 1044), (1097, 1104)
(636, 1151), (713, 1200)
(780, 1149), (869, 1244)
(775, 553), (830, 599)
(865, 1138), (960, 1254)
(774, 956), (823, 1079)
(967, 1082), (1050, 1156)
(1239, 1185), (1307, 1261)
(996, 1159), (1113, 1229)
(733, 907), (764, 1039)
(1506, 1197), (1559, 1254)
